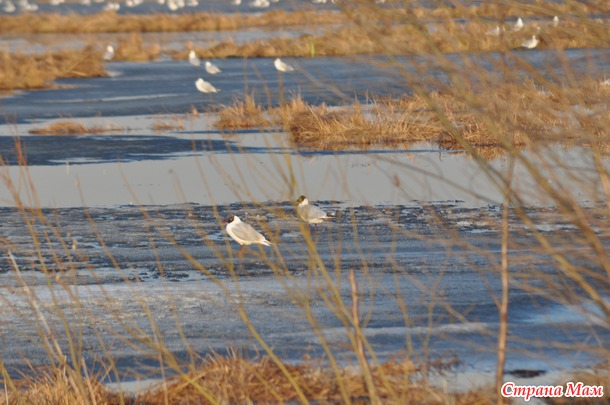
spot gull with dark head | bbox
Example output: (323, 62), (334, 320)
(195, 78), (219, 93)
(274, 58), (294, 72)
(225, 215), (272, 252)
(296, 195), (328, 229)
(205, 61), (222, 74)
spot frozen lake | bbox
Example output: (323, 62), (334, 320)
(0, 199), (608, 382)
(0, 32), (608, 390)
(0, 112), (608, 383)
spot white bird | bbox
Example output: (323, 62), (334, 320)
(521, 35), (539, 49)
(195, 78), (219, 93)
(552, 15), (559, 27)
(274, 58), (294, 72)
(486, 25), (502, 36)
(188, 50), (200, 66)
(3, 1), (16, 12)
(225, 215), (272, 251)
(205, 61), (222, 74)
(296, 195), (328, 228)
(249, 0), (269, 8)
(103, 1), (120, 10)
(103, 45), (115, 61)
(513, 17), (524, 31)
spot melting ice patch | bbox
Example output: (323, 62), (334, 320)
(523, 300), (608, 327)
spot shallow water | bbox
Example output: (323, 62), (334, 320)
(0, 113), (607, 208)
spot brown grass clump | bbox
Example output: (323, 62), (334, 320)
(0, 46), (106, 92)
(546, 362), (610, 404)
(190, 16), (608, 59)
(0, 1), (607, 34)
(151, 116), (184, 132)
(214, 79), (608, 155)
(29, 120), (123, 135)
(136, 352), (493, 404)
(216, 94), (272, 130)
(286, 100), (435, 149)
(0, 354), (494, 404)
(1, 367), (121, 404)
(0, 10), (346, 34)
(114, 32), (161, 62)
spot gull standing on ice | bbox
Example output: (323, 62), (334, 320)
(274, 58), (294, 72)
(188, 50), (200, 66)
(103, 45), (115, 61)
(520, 35), (539, 49)
(225, 215), (272, 251)
(205, 61), (222, 74)
(195, 78), (219, 93)
(552, 15), (559, 27)
(296, 195), (328, 229)
(512, 17), (524, 31)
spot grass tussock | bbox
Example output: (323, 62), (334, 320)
(29, 120), (123, 135)
(214, 80), (609, 154)
(151, 116), (184, 132)
(0, 354), (493, 404)
(2, 367), (121, 404)
(0, 1), (607, 34)
(0, 10), (346, 34)
(113, 32), (161, 62)
(547, 363), (610, 404)
(0, 46), (106, 92)
(134, 353), (492, 404)
(216, 94), (271, 130)
(191, 18), (608, 59)
(285, 100), (433, 149)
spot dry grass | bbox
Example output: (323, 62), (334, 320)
(113, 32), (161, 62)
(151, 116), (184, 132)
(216, 94), (271, 130)
(2, 367), (122, 404)
(285, 100), (433, 149)
(0, 47), (106, 92)
(135, 353), (492, 404)
(0, 10), (346, 34)
(191, 18), (608, 59)
(546, 362), (610, 404)
(29, 120), (123, 135)
(214, 80), (609, 154)
(0, 354), (494, 404)
(0, 1), (607, 34)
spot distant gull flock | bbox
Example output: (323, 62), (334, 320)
(187, 50), (294, 94)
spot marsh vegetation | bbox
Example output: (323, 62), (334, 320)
(0, 0), (609, 403)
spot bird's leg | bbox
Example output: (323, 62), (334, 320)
(239, 244), (245, 256)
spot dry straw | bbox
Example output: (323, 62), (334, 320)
(1, 0), (609, 403)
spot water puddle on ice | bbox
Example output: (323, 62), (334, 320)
(0, 114), (607, 209)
